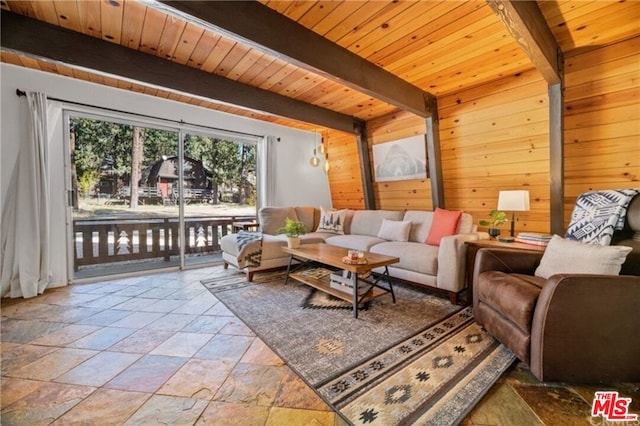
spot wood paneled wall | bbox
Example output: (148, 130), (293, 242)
(327, 38), (639, 234)
(328, 71), (550, 231)
(325, 129), (365, 210)
(438, 69), (550, 234)
(563, 36), (640, 226)
(367, 110), (432, 211)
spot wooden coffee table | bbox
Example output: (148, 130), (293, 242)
(282, 243), (399, 318)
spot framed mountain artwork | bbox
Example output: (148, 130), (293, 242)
(372, 134), (428, 182)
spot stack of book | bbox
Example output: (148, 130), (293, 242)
(515, 232), (553, 246)
(330, 271), (368, 294)
(300, 268), (332, 279)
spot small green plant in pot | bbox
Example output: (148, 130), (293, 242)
(479, 209), (508, 239)
(276, 217), (308, 248)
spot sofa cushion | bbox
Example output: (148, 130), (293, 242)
(377, 219), (412, 242)
(325, 235), (387, 252)
(259, 207), (298, 235)
(534, 235), (633, 279)
(295, 206), (318, 232)
(342, 209), (355, 235)
(425, 208), (462, 246)
(316, 207), (347, 234)
(370, 241), (438, 276)
(477, 271), (544, 334)
(300, 232), (333, 244)
(350, 210), (404, 237)
(403, 210), (434, 243)
(458, 212), (474, 234)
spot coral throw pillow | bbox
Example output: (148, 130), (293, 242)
(425, 208), (462, 246)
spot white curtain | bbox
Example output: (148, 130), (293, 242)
(1, 92), (51, 298)
(256, 135), (276, 212)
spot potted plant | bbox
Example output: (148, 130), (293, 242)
(276, 217), (308, 248)
(479, 209), (508, 239)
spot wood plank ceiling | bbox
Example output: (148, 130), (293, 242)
(1, 0), (638, 133)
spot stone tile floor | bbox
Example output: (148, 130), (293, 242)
(1, 265), (638, 425)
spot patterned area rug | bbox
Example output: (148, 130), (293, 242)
(302, 288), (372, 311)
(201, 270), (515, 425)
(201, 274), (254, 293)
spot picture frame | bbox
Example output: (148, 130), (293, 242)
(372, 134), (428, 182)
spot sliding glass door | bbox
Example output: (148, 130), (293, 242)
(65, 112), (258, 280)
(182, 131), (257, 267)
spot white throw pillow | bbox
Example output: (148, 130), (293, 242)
(534, 235), (632, 279)
(316, 207), (347, 234)
(377, 219), (412, 242)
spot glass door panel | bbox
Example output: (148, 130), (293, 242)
(69, 115), (180, 279)
(182, 133), (257, 267)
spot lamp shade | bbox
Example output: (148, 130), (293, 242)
(497, 190), (530, 211)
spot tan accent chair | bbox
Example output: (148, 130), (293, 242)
(472, 195), (640, 383)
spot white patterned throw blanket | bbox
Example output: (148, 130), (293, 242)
(235, 231), (263, 268)
(565, 188), (640, 245)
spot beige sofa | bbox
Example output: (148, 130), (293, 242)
(220, 206), (482, 304)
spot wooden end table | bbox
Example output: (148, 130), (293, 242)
(464, 239), (546, 305)
(282, 243), (399, 318)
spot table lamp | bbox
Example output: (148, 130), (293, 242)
(497, 190), (530, 237)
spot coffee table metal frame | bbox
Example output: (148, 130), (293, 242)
(282, 243), (399, 318)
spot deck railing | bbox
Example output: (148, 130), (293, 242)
(73, 215), (255, 270)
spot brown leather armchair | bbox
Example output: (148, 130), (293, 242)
(473, 195), (640, 383)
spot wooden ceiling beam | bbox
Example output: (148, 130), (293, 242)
(488, 0), (565, 233)
(487, 0), (562, 85)
(159, 1), (432, 118)
(0, 11), (357, 134)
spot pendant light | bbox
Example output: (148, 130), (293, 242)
(309, 131), (320, 167)
(322, 131), (330, 173)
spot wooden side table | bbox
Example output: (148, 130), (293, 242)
(464, 239), (546, 305)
